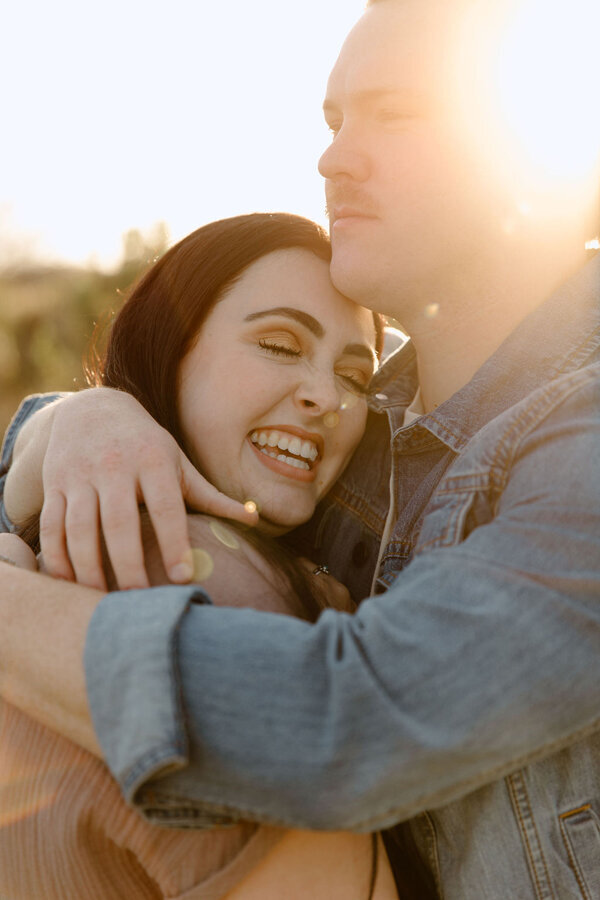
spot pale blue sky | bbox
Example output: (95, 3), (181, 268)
(2, 0), (598, 267)
(2, 1), (365, 266)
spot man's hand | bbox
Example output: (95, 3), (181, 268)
(12, 388), (258, 591)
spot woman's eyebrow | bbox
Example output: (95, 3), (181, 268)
(344, 343), (377, 364)
(245, 307), (375, 363)
(244, 307), (324, 338)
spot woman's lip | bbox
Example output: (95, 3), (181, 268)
(247, 437), (317, 483)
(249, 425), (324, 457)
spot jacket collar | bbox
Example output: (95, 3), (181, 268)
(369, 253), (600, 453)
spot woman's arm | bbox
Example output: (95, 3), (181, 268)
(2, 389), (258, 591)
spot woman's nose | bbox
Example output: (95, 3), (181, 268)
(318, 124), (370, 184)
(295, 371), (340, 417)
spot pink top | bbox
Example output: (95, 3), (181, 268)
(0, 700), (284, 899)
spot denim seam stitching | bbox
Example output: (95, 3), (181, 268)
(507, 771), (555, 900)
(420, 811), (444, 900)
(363, 715), (600, 830)
(132, 718), (600, 832)
(558, 330), (600, 375)
(422, 414), (466, 450)
(558, 805), (593, 900)
(507, 774), (543, 900)
(123, 744), (188, 797)
(410, 371), (600, 555)
(327, 489), (387, 537)
(490, 364), (600, 494)
(415, 492), (476, 553)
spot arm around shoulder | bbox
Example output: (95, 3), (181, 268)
(84, 368), (600, 830)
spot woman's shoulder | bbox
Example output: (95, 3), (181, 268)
(142, 511), (294, 614)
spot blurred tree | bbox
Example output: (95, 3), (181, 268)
(0, 223), (170, 439)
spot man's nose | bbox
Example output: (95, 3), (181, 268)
(318, 124), (370, 184)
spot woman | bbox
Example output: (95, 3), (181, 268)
(0, 213), (398, 898)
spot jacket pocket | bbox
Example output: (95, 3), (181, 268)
(559, 804), (600, 900)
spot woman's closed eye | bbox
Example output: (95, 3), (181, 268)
(258, 338), (301, 358)
(336, 370), (370, 395)
(258, 336), (372, 394)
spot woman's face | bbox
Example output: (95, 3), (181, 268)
(177, 248), (377, 534)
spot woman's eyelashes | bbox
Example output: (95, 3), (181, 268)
(336, 372), (369, 395)
(258, 338), (301, 358)
(257, 335), (371, 395)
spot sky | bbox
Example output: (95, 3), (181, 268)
(3, 0), (599, 268)
(2, 0), (366, 268)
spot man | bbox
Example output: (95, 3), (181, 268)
(1, 0), (599, 895)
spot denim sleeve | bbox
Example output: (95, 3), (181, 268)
(85, 374), (600, 831)
(0, 393), (62, 532)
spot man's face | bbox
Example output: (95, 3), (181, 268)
(319, 1), (503, 317)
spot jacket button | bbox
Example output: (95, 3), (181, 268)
(352, 541), (369, 567)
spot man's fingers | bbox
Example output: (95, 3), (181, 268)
(39, 491), (76, 583)
(99, 484), (150, 590)
(64, 487), (108, 592)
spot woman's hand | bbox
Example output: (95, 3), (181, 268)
(299, 559), (355, 613)
(8, 389), (258, 592)
(0, 533), (38, 571)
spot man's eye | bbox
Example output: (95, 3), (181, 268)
(258, 339), (301, 358)
(379, 108), (401, 121)
(325, 119), (342, 137)
(377, 108), (417, 127)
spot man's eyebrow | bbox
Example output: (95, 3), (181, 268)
(244, 307), (324, 338)
(323, 88), (426, 114)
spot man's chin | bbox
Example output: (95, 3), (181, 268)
(330, 252), (365, 295)
(329, 254), (385, 311)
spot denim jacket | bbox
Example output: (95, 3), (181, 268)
(1, 255), (599, 899)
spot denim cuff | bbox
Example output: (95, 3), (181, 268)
(0, 393), (64, 532)
(84, 584), (211, 803)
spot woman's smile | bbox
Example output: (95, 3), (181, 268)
(248, 425), (323, 482)
(177, 247), (377, 533)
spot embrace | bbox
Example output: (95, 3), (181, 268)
(1, 0), (599, 898)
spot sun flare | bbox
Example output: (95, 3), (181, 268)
(494, 0), (600, 181)
(456, 0), (600, 199)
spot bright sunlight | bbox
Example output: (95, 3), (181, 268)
(455, 0), (599, 211)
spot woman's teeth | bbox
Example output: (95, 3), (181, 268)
(250, 430), (318, 470)
(261, 448), (310, 470)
